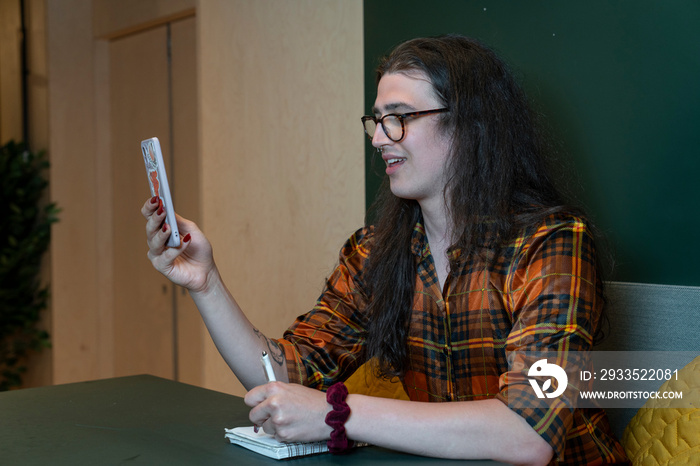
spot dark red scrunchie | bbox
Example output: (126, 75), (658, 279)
(325, 382), (353, 454)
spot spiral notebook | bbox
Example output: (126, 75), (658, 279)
(225, 426), (331, 459)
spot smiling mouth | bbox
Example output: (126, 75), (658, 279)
(385, 157), (406, 167)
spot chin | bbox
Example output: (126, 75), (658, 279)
(389, 186), (418, 201)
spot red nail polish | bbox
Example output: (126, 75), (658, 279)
(183, 233), (191, 243)
(157, 205), (164, 215)
(162, 223), (167, 233)
(150, 196), (158, 204)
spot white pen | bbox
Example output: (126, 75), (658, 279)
(261, 351), (276, 382)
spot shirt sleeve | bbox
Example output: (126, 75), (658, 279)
(494, 216), (603, 461)
(275, 227), (372, 389)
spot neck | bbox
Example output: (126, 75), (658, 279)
(419, 198), (453, 290)
(419, 198), (452, 253)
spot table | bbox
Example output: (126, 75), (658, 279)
(0, 375), (505, 465)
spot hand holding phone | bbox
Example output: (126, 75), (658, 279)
(141, 137), (180, 247)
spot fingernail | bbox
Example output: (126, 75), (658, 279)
(183, 233), (191, 243)
(253, 425), (259, 433)
(150, 196), (158, 204)
(162, 223), (167, 233)
(157, 205), (164, 215)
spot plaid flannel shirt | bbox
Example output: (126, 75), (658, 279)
(277, 214), (628, 464)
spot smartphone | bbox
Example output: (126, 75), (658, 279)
(141, 137), (180, 247)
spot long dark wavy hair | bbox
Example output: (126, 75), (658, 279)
(362, 35), (597, 378)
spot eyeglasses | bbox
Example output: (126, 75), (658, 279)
(361, 108), (449, 142)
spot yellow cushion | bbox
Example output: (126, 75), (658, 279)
(344, 359), (409, 400)
(623, 356), (700, 465)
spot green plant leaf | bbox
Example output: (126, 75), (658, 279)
(0, 140), (58, 390)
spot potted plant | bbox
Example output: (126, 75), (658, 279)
(0, 140), (58, 390)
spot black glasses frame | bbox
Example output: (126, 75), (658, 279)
(361, 108), (449, 142)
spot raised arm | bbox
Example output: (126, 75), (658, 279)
(141, 196), (288, 387)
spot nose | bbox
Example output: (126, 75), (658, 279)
(371, 122), (392, 149)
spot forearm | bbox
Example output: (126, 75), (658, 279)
(189, 268), (289, 388)
(344, 396), (553, 465)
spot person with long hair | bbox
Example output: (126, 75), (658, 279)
(142, 35), (627, 464)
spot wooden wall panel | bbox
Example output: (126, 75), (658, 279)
(170, 17), (204, 387)
(109, 26), (174, 378)
(198, 0), (365, 395)
(0, 0), (22, 144)
(18, 0), (53, 388)
(46, 0), (102, 385)
(25, 0), (50, 152)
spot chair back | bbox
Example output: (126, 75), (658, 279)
(596, 281), (700, 438)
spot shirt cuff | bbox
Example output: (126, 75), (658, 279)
(495, 378), (575, 461)
(276, 338), (307, 385)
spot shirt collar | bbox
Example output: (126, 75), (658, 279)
(410, 221), (429, 259)
(410, 220), (464, 263)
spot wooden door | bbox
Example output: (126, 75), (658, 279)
(109, 17), (200, 381)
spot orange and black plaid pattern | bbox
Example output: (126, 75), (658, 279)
(277, 214), (627, 464)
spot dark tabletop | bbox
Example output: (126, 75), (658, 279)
(0, 374), (505, 465)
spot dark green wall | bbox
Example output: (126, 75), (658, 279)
(363, 0), (700, 286)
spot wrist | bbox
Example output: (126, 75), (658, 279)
(189, 265), (221, 297)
